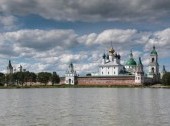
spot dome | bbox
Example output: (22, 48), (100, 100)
(125, 58), (137, 66)
(109, 48), (115, 54)
(102, 53), (106, 59)
(151, 50), (157, 55)
(150, 46), (157, 55)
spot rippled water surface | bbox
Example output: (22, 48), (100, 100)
(0, 88), (170, 126)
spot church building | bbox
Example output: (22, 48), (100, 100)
(63, 45), (166, 86)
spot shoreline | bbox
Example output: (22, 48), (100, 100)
(0, 84), (170, 89)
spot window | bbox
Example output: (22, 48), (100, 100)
(152, 58), (154, 62)
(152, 67), (154, 73)
(108, 67), (109, 69)
(102, 72), (103, 74)
(108, 72), (109, 75)
(114, 72), (115, 74)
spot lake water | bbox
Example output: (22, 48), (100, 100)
(0, 88), (170, 126)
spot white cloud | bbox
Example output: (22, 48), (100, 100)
(0, 28), (170, 75)
(0, 15), (18, 30)
(1, 0), (170, 22)
(78, 29), (137, 46)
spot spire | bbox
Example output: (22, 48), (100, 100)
(8, 60), (12, 68)
(136, 57), (144, 73)
(162, 65), (166, 73)
(109, 41), (115, 54)
(68, 62), (74, 73)
(137, 57), (143, 66)
(130, 49), (133, 58)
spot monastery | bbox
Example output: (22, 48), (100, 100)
(63, 46), (167, 86)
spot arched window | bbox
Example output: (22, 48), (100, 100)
(152, 58), (154, 62)
(69, 79), (71, 84)
(152, 67), (154, 73)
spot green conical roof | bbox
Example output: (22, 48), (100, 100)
(126, 58), (137, 66)
(151, 46), (157, 55)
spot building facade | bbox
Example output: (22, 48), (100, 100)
(64, 46), (166, 85)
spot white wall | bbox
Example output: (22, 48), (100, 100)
(100, 66), (122, 76)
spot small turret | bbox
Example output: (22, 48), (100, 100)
(106, 53), (109, 62)
(102, 53), (106, 64)
(7, 60), (13, 74)
(161, 65), (166, 79)
(19, 65), (23, 72)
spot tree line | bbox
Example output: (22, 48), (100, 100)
(0, 71), (60, 86)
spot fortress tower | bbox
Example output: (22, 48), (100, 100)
(135, 57), (144, 84)
(65, 63), (77, 85)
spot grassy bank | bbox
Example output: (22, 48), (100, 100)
(0, 84), (170, 89)
(0, 84), (143, 89)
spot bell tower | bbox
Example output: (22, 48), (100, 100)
(148, 46), (159, 79)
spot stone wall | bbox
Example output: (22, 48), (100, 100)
(77, 76), (138, 86)
(60, 77), (65, 84)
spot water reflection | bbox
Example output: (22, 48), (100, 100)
(0, 88), (170, 126)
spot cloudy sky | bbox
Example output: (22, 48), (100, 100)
(0, 0), (170, 75)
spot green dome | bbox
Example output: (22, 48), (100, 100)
(151, 50), (157, 55)
(126, 58), (137, 66)
(151, 46), (157, 55)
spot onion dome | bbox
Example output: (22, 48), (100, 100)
(151, 46), (157, 55)
(109, 47), (115, 54)
(102, 53), (106, 59)
(117, 54), (121, 59)
(125, 50), (137, 66)
(126, 58), (137, 66)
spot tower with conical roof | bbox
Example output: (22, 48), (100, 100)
(65, 62), (77, 85)
(148, 46), (159, 80)
(135, 57), (144, 84)
(161, 65), (166, 79)
(7, 60), (13, 74)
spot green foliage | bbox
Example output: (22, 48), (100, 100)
(0, 73), (5, 86)
(51, 72), (60, 85)
(5, 73), (14, 85)
(38, 72), (52, 85)
(162, 72), (170, 85)
(86, 73), (91, 76)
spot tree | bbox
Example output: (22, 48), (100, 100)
(38, 72), (52, 85)
(29, 72), (37, 83)
(13, 72), (25, 86)
(86, 73), (91, 76)
(5, 73), (14, 86)
(162, 72), (170, 85)
(51, 72), (60, 85)
(0, 73), (5, 86)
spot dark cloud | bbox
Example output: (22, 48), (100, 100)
(0, 0), (170, 22)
